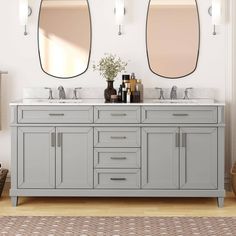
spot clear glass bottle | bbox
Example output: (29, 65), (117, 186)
(127, 88), (131, 103)
(136, 79), (143, 102)
(133, 91), (140, 103)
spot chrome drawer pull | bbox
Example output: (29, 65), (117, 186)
(110, 178), (127, 181)
(111, 113), (127, 116)
(110, 157), (127, 160)
(172, 114), (189, 117)
(110, 136), (127, 139)
(49, 113), (65, 116)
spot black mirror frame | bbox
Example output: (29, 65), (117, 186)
(146, 0), (200, 79)
(37, 0), (92, 79)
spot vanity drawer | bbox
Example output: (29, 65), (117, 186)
(142, 106), (218, 124)
(94, 148), (141, 168)
(94, 127), (140, 147)
(94, 169), (140, 189)
(94, 106), (141, 123)
(18, 106), (93, 124)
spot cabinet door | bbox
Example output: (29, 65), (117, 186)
(18, 127), (55, 188)
(56, 127), (93, 188)
(180, 127), (217, 189)
(142, 127), (179, 189)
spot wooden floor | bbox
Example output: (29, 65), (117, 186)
(1, 183), (236, 217)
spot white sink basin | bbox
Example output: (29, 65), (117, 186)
(23, 99), (83, 104)
(152, 99), (215, 104)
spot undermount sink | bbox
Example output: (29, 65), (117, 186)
(152, 99), (215, 104)
(23, 99), (83, 104)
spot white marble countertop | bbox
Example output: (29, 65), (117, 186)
(10, 98), (225, 106)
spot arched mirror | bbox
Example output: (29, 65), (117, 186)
(38, 0), (91, 79)
(147, 0), (200, 79)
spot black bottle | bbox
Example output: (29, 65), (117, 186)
(120, 75), (130, 103)
(118, 85), (122, 102)
(122, 74), (130, 83)
(122, 87), (127, 103)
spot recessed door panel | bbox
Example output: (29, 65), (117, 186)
(18, 127), (55, 189)
(142, 127), (179, 189)
(180, 127), (218, 189)
(56, 127), (93, 188)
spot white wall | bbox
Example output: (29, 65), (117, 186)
(0, 0), (229, 171)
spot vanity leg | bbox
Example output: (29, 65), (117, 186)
(217, 197), (224, 208)
(11, 196), (18, 207)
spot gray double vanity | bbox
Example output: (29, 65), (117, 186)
(10, 0), (225, 208)
(10, 95), (225, 207)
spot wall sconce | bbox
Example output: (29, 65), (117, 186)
(114, 0), (125, 35)
(208, 0), (226, 35)
(19, 0), (32, 36)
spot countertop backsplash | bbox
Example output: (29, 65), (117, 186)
(23, 87), (216, 100)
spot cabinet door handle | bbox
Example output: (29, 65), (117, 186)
(175, 133), (180, 148)
(111, 113), (127, 117)
(49, 113), (65, 116)
(110, 178), (127, 181)
(110, 157), (127, 160)
(182, 133), (187, 147)
(57, 133), (62, 147)
(172, 114), (189, 117)
(51, 133), (56, 147)
(110, 136), (127, 139)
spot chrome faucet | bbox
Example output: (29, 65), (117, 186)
(170, 86), (177, 100)
(73, 87), (82, 99)
(155, 87), (165, 100)
(45, 87), (53, 100)
(58, 86), (66, 99)
(183, 87), (193, 99)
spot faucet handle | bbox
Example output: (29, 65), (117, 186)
(155, 87), (165, 100)
(185, 87), (193, 90)
(44, 87), (53, 99)
(73, 87), (82, 99)
(183, 87), (193, 99)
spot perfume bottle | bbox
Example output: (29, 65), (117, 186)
(127, 88), (131, 103)
(130, 73), (137, 93)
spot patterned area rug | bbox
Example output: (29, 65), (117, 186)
(0, 216), (236, 236)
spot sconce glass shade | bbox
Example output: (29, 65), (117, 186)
(19, 0), (29, 26)
(212, 0), (225, 25)
(115, 0), (125, 25)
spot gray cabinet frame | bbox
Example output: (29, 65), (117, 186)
(10, 104), (225, 207)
